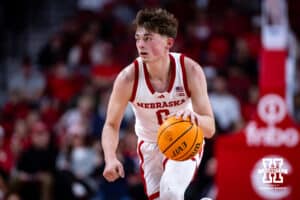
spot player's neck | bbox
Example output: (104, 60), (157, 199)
(145, 54), (170, 81)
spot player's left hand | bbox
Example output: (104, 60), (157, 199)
(168, 109), (201, 126)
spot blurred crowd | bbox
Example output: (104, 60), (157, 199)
(0, 0), (299, 200)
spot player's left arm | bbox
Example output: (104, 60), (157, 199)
(179, 57), (215, 138)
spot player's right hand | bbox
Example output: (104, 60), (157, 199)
(103, 158), (125, 182)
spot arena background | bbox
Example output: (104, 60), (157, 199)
(0, 0), (299, 199)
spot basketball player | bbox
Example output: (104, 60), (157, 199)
(102, 8), (215, 200)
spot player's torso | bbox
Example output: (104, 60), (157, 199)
(130, 53), (192, 142)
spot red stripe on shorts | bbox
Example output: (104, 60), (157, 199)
(162, 157), (169, 170)
(137, 141), (148, 196)
(192, 142), (205, 181)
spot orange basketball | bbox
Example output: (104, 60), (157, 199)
(157, 116), (204, 161)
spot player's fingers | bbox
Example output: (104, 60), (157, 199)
(182, 111), (190, 120)
(195, 113), (202, 127)
(175, 110), (184, 119)
(190, 113), (196, 125)
(167, 112), (176, 119)
(195, 116), (200, 127)
(117, 165), (125, 178)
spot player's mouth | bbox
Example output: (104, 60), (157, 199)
(140, 52), (148, 56)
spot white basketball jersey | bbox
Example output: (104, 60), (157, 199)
(129, 53), (192, 142)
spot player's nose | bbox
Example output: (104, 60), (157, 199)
(136, 40), (145, 49)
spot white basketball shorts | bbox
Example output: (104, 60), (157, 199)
(137, 139), (204, 200)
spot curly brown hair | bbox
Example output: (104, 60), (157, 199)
(133, 8), (178, 38)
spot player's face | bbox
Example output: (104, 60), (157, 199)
(135, 27), (173, 62)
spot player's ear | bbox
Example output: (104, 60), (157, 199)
(166, 37), (174, 49)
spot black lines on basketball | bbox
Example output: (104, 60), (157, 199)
(162, 124), (193, 153)
(175, 125), (198, 161)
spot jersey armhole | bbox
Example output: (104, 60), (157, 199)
(129, 60), (139, 102)
(180, 54), (191, 97)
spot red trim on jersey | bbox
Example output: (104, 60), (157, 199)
(167, 54), (176, 93)
(149, 192), (160, 200)
(130, 60), (139, 102)
(143, 54), (176, 94)
(180, 54), (191, 97)
(143, 62), (155, 93)
(137, 141), (148, 196)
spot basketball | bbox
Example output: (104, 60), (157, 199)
(157, 116), (204, 161)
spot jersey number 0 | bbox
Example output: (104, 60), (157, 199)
(156, 109), (170, 125)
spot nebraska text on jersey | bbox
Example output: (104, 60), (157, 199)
(137, 99), (186, 109)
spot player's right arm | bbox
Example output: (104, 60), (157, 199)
(101, 63), (135, 182)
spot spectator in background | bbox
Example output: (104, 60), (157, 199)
(46, 60), (84, 105)
(90, 38), (122, 90)
(38, 33), (66, 72)
(222, 7), (250, 38)
(39, 98), (61, 132)
(67, 22), (112, 75)
(91, 88), (111, 138)
(91, 87), (133, 138)
(10, 108), (42, 168)
(228, 38), (258, 80)
(68, 125), (99, 190)
(121, 128), (147, 200)
(55, 123), (100, 200)
(206, 33), (230, 69)
(99, 133), (136, 200)
(1, 90), (30, 136)
(10, 119), (31, 160)
(10, 121), (57, 200)
(209, 74), (244, 133)
(227, 65), (252, 103)
(0, 126), (11, 199)
(241, 84), (259, 122)
(56, 94), (95, 137)
(25, 108), (42, 132)
(7, 56), (46, 104)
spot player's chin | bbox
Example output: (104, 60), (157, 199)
(140, 56), (150, 62)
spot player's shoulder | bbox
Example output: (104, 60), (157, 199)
(181, 55), (204, 77)
(115, 62), (136, 85)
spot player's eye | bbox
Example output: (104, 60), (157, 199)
(144, 36), (152, 41)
